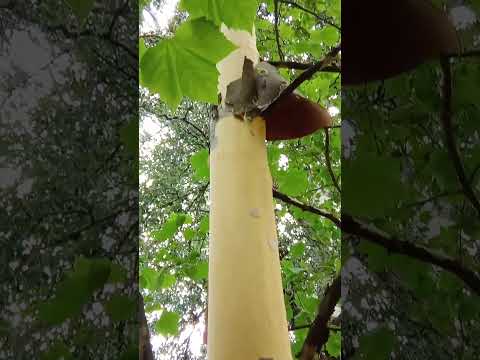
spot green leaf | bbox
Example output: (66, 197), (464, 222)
(453, 63), (480, 107)
(343, 155), (404, 218)
(139, 0), (151, 11)
(300, 295), (318, 315)
(285, 303), (293, 321)
(160, 272), (177, 289)
(155, 310), (180, 336)
(119, 344), (139, 360)
(120, 119), (139, 159)
(189, 260), (208, 281)
(140, 18), (236, 109)
(357, 241), (388, 273)
(459, 294), (480, 321)
(139, 38), (147, 62)
(38, 257), (112, 325)
(291, 328), (308, 356)
(0, 320), (8, 337)
(183, 228), (195, 240)
(151, 213), (187, 242)
(105, 294), (136, 322)
(326, 331), (341, 357)
(290, 242), (305, 258)
(75, 257), (112, 292)
(41, 342), (73, 360)
(139, 38), (147, 83)
(199, 216), (209, 234)
(180, 0), (259, 31)
(281, 259), (304, 278)
(65, 0), (94, 22)
(389, 255), (434, 298)
(108, 263), (128, 284)
(191, 148), (210, 180)
(429, 150), (457, 188)
(140, 268), (161, 290)
(311, 27), (339, 46)
(356, 327), (396, 360)
(277, 168), (309, 197)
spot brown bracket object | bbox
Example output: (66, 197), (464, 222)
(342, 0), (460, 85)
(223, 58), (331, 141)
(263, 93), (331, 140)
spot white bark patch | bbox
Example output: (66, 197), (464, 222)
(249, 208), (261, 218)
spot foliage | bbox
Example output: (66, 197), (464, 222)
(342, 5), (480, 358)
(0, 1), (138, 358)
(139, 0), (340, 358)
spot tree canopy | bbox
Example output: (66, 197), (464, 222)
(139, 0), (340, 358)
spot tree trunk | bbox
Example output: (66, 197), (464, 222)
(139, 293), (154, 360)
(207, 25), (292, 359)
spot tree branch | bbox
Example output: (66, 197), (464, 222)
(299, 275), (341, 360)
(266, 60), (340, 73)
(342, 214), (480, 296)
(323, 128), (341, 193)
(272, 189), (341, 227)
(261, 44), (341, 117)
(272, 189), (480, 296)
(289, 323), (340, 331)
(46, 24), (136, 59)
(279, 0), (340, 30)
(273, 0), (284, 62)
(439, 57), (480, 216)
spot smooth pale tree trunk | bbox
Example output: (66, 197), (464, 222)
(207, 25), (292, 359)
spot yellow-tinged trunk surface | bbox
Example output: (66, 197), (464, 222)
(208, 25), (292, 360)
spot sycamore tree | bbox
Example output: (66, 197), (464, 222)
(139, 0), (340, 359)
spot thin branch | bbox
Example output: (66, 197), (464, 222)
(289, 323), (312, 331)
(145, 5), (161, 30)
(108, 0), (129, 37)
(262, 44), (341, 116)
(140, 33), (163, 40)
(289, 323), (340, 331)
(439, 57), (480, 216)
(279, 0), (340, 30)
(342, 214), (480, 296)
(46, 24), (136, 60)
(323, 128), (341, 193)
(273, 188), (480, 296)
(403, 190), (461, 208)
(469, 162), (480, 184)
(266, 60), (340, 72)
(272, 189), (341, 227)
(157, 108), (209, 145)
(299, 275), (341, 360)
(273, 0), (284, 61)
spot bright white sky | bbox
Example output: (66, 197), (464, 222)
(141, 0), (179, 34)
